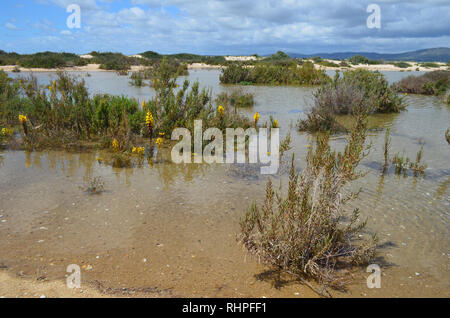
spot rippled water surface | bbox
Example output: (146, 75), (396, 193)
(1, 69), (448, 297)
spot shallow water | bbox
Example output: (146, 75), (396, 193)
(1, 70), (449, 297)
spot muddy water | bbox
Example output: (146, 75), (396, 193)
(0, 70), (449, 297)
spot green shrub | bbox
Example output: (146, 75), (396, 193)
(220, 61), (329, 86)
(139, 51), (226, 65)
(130, 71), (144, 86)
(147, 59), (250, 135)
(392, 62), (412, 68)
(348, 55), (369, 65)
(317, 60), (340, 67)
(0, 51), (87, 69)
(420, 62), (440, 68)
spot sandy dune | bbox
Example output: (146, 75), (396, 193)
(0, 60), (447, 73)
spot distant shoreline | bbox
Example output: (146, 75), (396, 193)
(0, 63), (223, 73)
(0, 60), (447, 73)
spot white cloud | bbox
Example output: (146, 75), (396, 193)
(7, 0), (450, 54)
(5, 22), (19, 30)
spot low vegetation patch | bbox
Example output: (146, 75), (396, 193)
(392, 62), (412, 69)
(215, 90), (255, 109)
(392, 147), (426, 177)
(0, 50), (87, 69)
(130, 59), (188, 87)
(219, 61), (330, 86)
(347, 55), (383, 65)
(0, 58), (250, 153)
(139, 51), (226, 65)
(420, 62), (440, 68)
(80, 176), (105, 194)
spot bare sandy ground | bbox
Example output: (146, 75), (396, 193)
(0, 63), (222, 73)
(0, 271), (104, 298)
(311, 59), (448, 72)
(1, 61), (447, 73)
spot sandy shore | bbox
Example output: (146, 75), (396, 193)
(0, 272), (104, 298)
(0, 63), (223, 73)
(1, 61), (447, 73)
(312, 59), (448, 72)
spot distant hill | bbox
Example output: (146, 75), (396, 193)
(289, 47), (450, 62)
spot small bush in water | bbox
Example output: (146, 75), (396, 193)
(215, 90), (255, 108)
(219, 61), (329, 86)
(298, 69), (405, 132)
(240, 115), (376, 292)
(394, 70), (449, 96)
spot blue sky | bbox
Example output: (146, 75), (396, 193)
(1, 0), (449, 55)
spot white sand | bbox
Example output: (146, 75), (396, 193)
(311, 59), (448, 72)
(0, 60), (446, 73)
(225, 56), (258, 61)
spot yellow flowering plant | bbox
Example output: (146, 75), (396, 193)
(146, 111), (154, 127)
(146, 110), (155, 139)
(1, 128), (13, 137)
(217, 105), (224, 117)
(273, 119), (279, 128)
(19, 114), (27, 124)
(132, 146), (145, 155)
(112, 138), (119, 151)
(253, 112), (260, 126)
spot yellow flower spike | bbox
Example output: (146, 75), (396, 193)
(145, 111), (154, 127)
(253, 112), (260, 125)
(52, 80), (56, 87)
(132, 147), (137, 153)
(112, 138), (119, 151)
(142, 100), (146, 108)
(156, 137), (163, 147)
(273, 119), (279, 128)
(159, 132), (165, 136)
(217, 105), (224, 117)
(2, 128), (13, 136)
(19, 114), (27, 124)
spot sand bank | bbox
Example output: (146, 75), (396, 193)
(0, 61), (447, 73)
